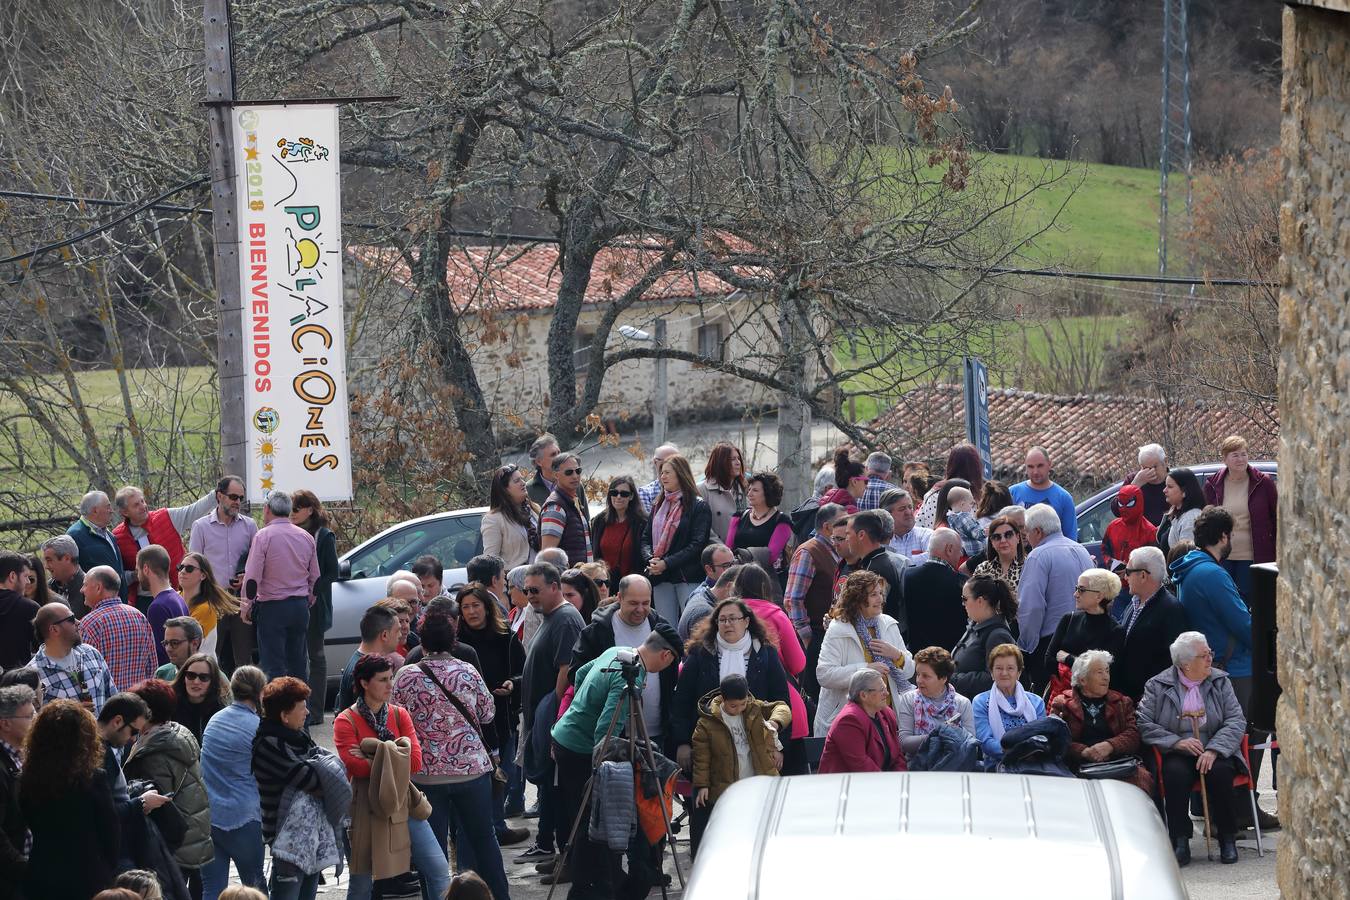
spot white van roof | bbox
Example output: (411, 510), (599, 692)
(687, 772), (1187, 900)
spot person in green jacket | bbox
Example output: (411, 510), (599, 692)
(550, 633), (681, 896)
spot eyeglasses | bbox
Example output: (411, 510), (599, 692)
(709, 560), (733, 571)
(222, 492), (245, 502)
(1, 713), (33, 721)
(1123, 567), (1147, 575)
(990, 530), (1016, 541)
(849, 475), (868, 483)
(716, 615), (746, 625)
(829, 535), (848, 543)
(609, 489), (633, 498)
(163, 638), (189, 649)
(1073, 586), (1100, 594)
(57, 614), (77, 625)
(522, 586), (544, 596)
(176, 563), (199, 573)
(183, 670), (213, 683)
(559, 468), (581, 477)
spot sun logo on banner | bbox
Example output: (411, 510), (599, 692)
(285, 228), (335, 278)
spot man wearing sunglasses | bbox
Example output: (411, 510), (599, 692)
(539, 451), (594, 567)
(78, 565), (157, 696)
(29, 598), (116, 713)
(189, 475), (257, 594)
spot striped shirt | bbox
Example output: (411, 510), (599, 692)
(79, 596), (157, 692)
(888, 526), (933, 567)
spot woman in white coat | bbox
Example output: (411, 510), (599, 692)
(815, 570), (915, 736)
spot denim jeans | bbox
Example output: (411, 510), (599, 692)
(255, 596), (310, 681)
(422, 776), (512, 900)
(346, 816), (450, 900)
(269, 858), (319, 900)
(305, 607), (328, 724)
(201, 822), (267, 900)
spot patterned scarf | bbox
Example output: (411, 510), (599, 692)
(1177, 668), (1207, 727)
(912, 683), (959, 735)
(355, 696), (394, 742)
(653, 491), (684, 558)
(853, 615), (906, 693)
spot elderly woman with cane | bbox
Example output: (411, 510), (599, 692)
(1137, 631), (1248, 867)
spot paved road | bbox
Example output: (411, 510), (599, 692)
(262, 717), (1278, 899)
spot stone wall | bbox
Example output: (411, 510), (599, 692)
(1277, 4), (1350, 896)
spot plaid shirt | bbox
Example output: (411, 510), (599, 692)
(79, 596), (157, 693)
(637, 479), (662, 515)
(783, 536), (838, 635)
(857, 477), (894, 511)
(29, 643), (115, 713)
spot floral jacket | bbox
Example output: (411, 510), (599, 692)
(391, 654), (496, 779)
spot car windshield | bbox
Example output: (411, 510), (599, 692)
(346, 513), (484, 580)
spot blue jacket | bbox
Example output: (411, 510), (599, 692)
(68, 518), (128, 599)
(1168, 550), (1251, 677)
(973, 689), (1046, 767)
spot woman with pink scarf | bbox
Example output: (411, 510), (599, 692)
(641, 454), (712, 626)
(1137, 631), (1248, 868)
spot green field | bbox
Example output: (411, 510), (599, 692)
(971, 153), (1163, 273)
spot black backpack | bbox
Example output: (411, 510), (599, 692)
(788, 496), (821, 546)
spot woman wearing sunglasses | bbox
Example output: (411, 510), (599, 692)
(178, 552), (240, 663)
(971, 514), (1026, 592)
(171, 651), (231, 746)
(590, 475), (646, 594)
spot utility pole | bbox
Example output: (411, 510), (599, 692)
(652, 318), (668, 447)
(1157, 0), (1195, 301)
(204, 0), (245, 479)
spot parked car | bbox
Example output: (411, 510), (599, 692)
(1075, 460), (1277, 562)
(688, 772), (1187, 899)
(326, 507), (487, 686)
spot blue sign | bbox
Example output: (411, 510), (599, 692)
(964, 357), (993, 480)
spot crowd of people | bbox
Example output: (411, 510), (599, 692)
(0, 431), (1275, 899)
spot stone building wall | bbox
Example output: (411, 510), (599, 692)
(1277, 4), (1350, 896)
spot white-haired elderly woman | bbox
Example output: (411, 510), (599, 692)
(1137, 631), (1247, 867)
(1047, 650), (1152, 793)
(817, 668), (905, 774)
(1041, 567), (1126, 698)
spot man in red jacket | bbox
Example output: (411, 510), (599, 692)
(112, 484), (216, 611)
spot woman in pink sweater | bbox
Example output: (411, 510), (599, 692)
(734, 564), (810, 774)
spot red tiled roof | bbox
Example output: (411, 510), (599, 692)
(864, 384), (1278, 483)
(349, 243), (740, 313)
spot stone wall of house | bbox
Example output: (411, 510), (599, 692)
(1276, 4), (1350, 896)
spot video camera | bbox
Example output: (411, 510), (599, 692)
(600, 647), (644, 684)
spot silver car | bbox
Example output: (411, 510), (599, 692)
(688, 772), (1187, 899)
(327, 507), (487, 686)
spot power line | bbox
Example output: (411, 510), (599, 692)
(0, 183), (1276, 288)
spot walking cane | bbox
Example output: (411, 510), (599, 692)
(1181, 711), (1214, 861)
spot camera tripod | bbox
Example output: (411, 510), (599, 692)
(545, 661), (685, 900)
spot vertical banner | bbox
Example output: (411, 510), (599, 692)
(964, 356), (993, 480)
(232, 104), (353, 502)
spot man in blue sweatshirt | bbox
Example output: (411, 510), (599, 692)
(1009, 447), (1078, 540)
(1169, 506), (1277, 830)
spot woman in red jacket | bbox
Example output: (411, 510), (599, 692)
(334, 653), (448, 900)
(1202, 435), (1277, 600)
(818, 668), (905, 774)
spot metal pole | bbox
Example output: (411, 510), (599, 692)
(653, 318), (668, 447)
(1157, 0), (1172, 284)
(204, 0), (245, 480)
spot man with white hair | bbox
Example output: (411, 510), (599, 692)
(1112, 443), (1169, 526)
(241, 492), (319, 680)
(1017, 503), (1095, 691)
(900, 528), (969, 652)
(67, 490), (124, 598)
(857, 452), (895, 511)
(41, 534), (86, 614)
(638, 444), (681, 514)
(111, 483), (217, 609)
(1116, 546), (1190, 701)
(1009, 446), (1078, 540)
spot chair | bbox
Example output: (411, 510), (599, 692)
(1152, 734), (1263, 856)
(804, 736), (826, 773)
